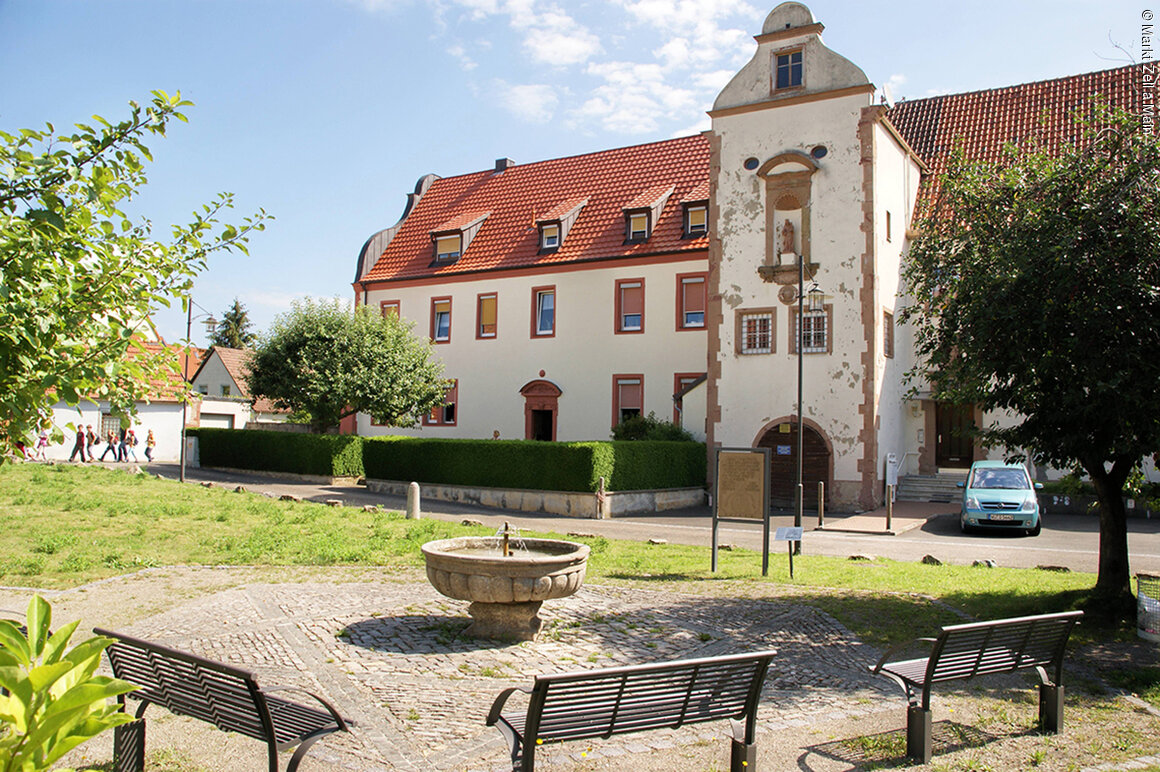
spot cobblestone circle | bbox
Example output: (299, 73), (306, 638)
(118, 575), (898, 770)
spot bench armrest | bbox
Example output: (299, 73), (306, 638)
(262, 685), (351, 731)
(486, 686), (532, 726)
(868, 637), (937, 674)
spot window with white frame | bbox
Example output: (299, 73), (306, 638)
(685, 205), (707, 236)
(477, 293), (497, 339)
(616, 279), (644, 333)
(613, 375), (643, 426)
(799, 308), (828, 353)
(434, 234), (461, 262)
(541, 223), (559, 250)
(627, 212), (649, 241)
(533, 287), (555, 337)
(739, 311), (773, 354)
(678, 274), (707, 329)
(431, 298), (452, 343)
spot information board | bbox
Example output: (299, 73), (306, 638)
(716, 450), (767, 520)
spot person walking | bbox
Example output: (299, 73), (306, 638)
(116, 427), (128, 462)
(85, 425), (98, 460)
(144, 429), (156, 463)
(33, 430), (48, 461)
(125, 429), (139, 462)
(68, 427), (86, 463)
(99, 431), (118, 461)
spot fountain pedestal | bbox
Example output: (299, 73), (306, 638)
(422, 535), (590, 642)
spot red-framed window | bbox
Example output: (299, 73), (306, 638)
(677, 273), (707, 330)
(423, 379), (458, 426)
(430, 296), (452, 343)
(477, 293), (498, 339)
(380, 300), (400, 318)
(615, 278), (644, 334)
(612, 374), (644, 428)
(531, 285), (556, 338)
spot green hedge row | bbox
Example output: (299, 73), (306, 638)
(190, 428), (365, 478)
(188, 429), (705, 492)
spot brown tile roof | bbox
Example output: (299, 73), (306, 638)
(199, 346), (292, 415)
(130, 341), (191, 403)
(359, 134), (710, 284)
(682, 180), (710, 202)
(539, 196), (589, 222)
(888, 64), (1145, 211)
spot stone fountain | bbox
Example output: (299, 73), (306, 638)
(422, 523), (589, 641)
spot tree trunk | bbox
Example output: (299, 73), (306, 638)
(1086, 458), (1136, 624)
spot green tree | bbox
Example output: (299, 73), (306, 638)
(246, 298), (449, 433)
(0, 92), (268, 457)
(902, 109), (1160, 622)
(210, 298), (257, 349)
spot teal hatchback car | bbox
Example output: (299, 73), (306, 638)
(958, 460), (1043, 536)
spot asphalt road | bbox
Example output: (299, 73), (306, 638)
(155, 463), (1160, 576)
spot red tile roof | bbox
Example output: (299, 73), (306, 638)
(623, 183), (675, 211)
(359, 134), (710, 284)
(888, 64), (1145, 211)
(539, 196), (588, 222)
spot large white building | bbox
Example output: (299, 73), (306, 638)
(353, 2), (1143, 511)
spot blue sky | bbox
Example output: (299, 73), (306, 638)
(0, 0), (1145, 345)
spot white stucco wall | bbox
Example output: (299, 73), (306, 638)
(42, 400), (185, 463)
(359, 257), (710, 441)
(711, 90), (873, 499)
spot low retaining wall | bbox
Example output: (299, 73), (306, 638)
(364, 479), (706, 519)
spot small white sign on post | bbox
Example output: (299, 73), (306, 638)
(774, 526), (803, 578)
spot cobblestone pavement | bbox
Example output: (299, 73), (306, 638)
(110, 572), (896, 771)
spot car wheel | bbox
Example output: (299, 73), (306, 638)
(960, 520), (975, 534)
(1027, 520), (1041, 537)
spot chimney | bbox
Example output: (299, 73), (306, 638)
(495, 158), (515, 173)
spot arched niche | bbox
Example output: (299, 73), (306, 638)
(756, 152), (818, 285)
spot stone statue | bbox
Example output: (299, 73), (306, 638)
(779, 220), (795, 256)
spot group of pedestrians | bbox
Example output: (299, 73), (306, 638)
(66, 425), (155, 463)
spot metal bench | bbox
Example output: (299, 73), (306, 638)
(868, 610), (1082, 763)
(486, 649), (776, 771)
(94, 627), (349, 772)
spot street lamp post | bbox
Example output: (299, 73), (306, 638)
(795, 256), (823, 554)
(179, 300), (217, 483)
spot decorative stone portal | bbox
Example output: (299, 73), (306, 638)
(520, 379), (561, 441)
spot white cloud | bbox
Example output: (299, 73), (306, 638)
(495, 81), (560, 123)
(447, 44), (478, 70)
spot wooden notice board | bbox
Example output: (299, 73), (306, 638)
(712, 447), (771, 575)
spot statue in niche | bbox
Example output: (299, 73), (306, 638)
(779, 219), (796, 257)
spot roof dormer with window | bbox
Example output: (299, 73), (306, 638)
(622, 184), (674, 244)
(681, 180), (710, 239)
(535, 197), (587, 254)
(429, 211), (489, 266)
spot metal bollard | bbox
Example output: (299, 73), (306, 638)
(886, 484), (893, 532)
(817, 481), (825, 528)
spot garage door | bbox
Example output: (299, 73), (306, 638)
(200, 413), (235, 429)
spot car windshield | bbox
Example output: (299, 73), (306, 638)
(969, 468), (1030, 490)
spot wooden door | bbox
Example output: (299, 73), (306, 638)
(758, 423), (829, 509)
(935, 402), (974, 468)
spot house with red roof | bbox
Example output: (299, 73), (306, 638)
(354, 1), (1147, 510)
(188, 346), (292, 429)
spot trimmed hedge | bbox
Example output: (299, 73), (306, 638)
(188, 429), (706, 492)
(191, 428), (364, 478)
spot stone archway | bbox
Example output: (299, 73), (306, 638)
(520, 380), (561, 441)
(756, 419), (831, 509)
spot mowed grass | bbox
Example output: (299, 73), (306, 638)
(0, 463), (1102, 644)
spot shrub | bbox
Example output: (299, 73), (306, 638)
(611, 412), (696, 442)
(193, 428), (364, 478)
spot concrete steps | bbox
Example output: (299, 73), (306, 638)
(895, 470), (968, 503)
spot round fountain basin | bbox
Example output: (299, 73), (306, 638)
(422, 536), (590, 605)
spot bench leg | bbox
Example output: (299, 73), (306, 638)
(730, 736), (757, 770)
(1039, 684), (1064, 734)
(113, 718), (146, 772)
(906, 706), (932, 764)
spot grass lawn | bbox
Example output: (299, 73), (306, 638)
(0, 462), (1102, 645)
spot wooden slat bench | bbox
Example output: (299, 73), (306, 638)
(95, 628), (350, 772)
(486, 649), (776, 771)
(867, 610), (1082, 763)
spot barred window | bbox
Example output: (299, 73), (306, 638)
(740, 312), (773, 355)
(800, 309), (827, 354)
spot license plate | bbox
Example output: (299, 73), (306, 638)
(989, 513), (1014, 521)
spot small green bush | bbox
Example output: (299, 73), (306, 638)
(611, 412), (696, 442)
(194, 428), (364, 478)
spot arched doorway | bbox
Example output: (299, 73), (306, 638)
(520, 380), (561, 441)
(756, 420), (831, 509)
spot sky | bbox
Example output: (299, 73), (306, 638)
(0, 0), (1147, 346)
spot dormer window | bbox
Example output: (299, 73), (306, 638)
(429, 211), (489, 266)
(541, 223), (560, 250)
(434, 234), (461, 262)
(775, 49), (803, 90)
(627, 212), (650, 242)
(684, 204), (707, 237)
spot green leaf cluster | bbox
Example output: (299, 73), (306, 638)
(0, 91), (269, 458)
(0, 596), (137, 772)
(245, 298), (448, 433)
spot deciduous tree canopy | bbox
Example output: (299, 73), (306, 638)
(902, 110), (1160, 621)
(0, 92), (267, 457)
(246, 298), (449, 433)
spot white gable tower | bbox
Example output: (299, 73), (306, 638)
(706, 2), (923, 511)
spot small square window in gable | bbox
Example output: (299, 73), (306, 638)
(774, 49), (803, 90)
